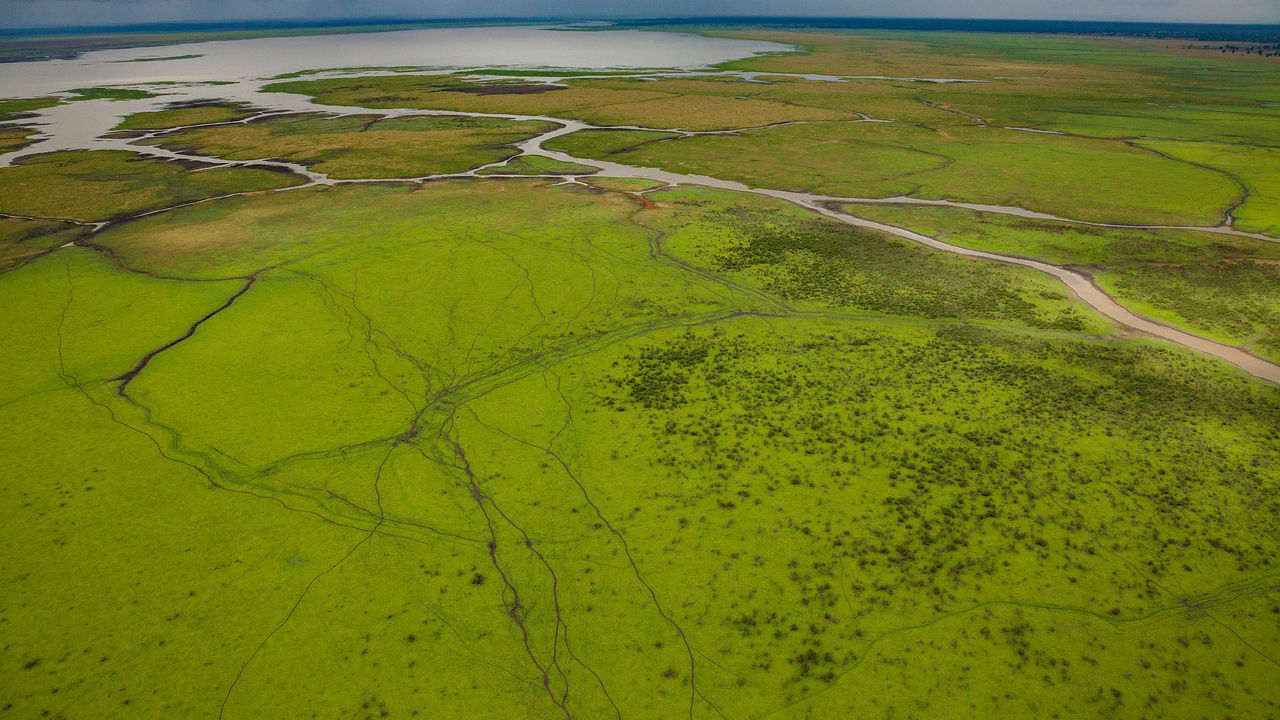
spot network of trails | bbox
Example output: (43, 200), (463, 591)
(2, 26), (1280, 720)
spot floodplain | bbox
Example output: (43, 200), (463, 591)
(0, 21), (1278, 720)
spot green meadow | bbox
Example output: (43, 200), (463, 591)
(0, 95), (60, 120)
(543, 123), (1237, 225)
(268, 28), (1277, 227)
(843, 203), (1280, 361)
(0, 150), (304, 222)
(0, 125), (41, 154)
(144, 113), (556, 179)
(476, 154), (600, 175)
(274, 65), (1261, 225)
(0, 215), (85, 268)
(2, 24), (1279, 720)
(112, 102), (258, 131)
(66, 86), (158, 101)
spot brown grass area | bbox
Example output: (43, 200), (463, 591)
(706, 30), (1049, 78)
(149, 116), (553, 179)
(279, 76), (853, 130)
(0, 216), (81, 268)
(115, 104), (255, 131)
(572, 94), (849, 130)
(754, 79), (973, 123)
(0, 126), (40, 154)
(106, 199), (295, 262)
(0, 150), (303, 222)
(331, 86), (667, 116)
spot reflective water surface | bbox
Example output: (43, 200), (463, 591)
(0, 25), (792, 97)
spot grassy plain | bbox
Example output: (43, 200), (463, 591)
(546, 122), (1238, 224)
(0, 95), (60, 120)
(842, 203), (1280, 360)
(475, 154), (599, 175)
(4, 23), (1280, 720)
(1132, 140), (1280, 235)
(647, 187), (1105, 332)
(143, 113), (555, 179)
(265, 74), (851, 131)
(0, 124), (41, 154)
(0, 150), (305, 221)
(265, 48), (1273, 226)
(113, 102), (258, 130)
(709, 28), (1280, 226)
(0, 97), (58, 153)
(4, 179), (1277, 719)
(0, 215), (84, 268)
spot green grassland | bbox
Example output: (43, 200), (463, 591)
(841, 202), (1280, 361)
(0, 95), (60, 121)
(1, 98), (53, 153)
(1132, 140), (1280, 235)
(141, 113), (556, 179)
(265, 52), (1269, 226)
(1100, 262), (1280, 361)
(0, 124), (42, 154)
(645, 187), (1105, 332)
(4, 24), (1280, 720)
(475, 154), (599, 175)
(3, 176), (1279, 719)
(708, 29), (1280, 225)
(569, 315), (1280, 719)
(113, 102), (258, 131)
(0, 215), (85, 269)
(546, 122), (1236, 225)
(264, 74), (852, 131)
(66, 86), (158, 101)
(0, 150), (305, 222)
(545, 128), (681, 156)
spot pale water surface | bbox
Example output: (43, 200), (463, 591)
(0, 26), (792, 98)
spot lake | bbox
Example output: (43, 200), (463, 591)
(0, 25), (793, 98)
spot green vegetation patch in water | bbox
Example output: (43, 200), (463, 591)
(475, 154), (599, 175)
(67, 86), (159, 101)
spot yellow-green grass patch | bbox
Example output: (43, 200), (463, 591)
(145, 113), (556, 179)
(0, 150), (305, 222)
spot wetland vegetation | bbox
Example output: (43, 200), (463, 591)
(112, 101), (258, 131)
(1, 22), (1278, 720)
(842, 204), (1280, 360)
(0, 149), (304, 221)
(142, 113), (556, 179)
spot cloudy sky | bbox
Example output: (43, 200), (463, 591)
(2, 0), (1277, 28)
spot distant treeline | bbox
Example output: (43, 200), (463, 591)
(619, 17), (1280, 43)
(1199, 42), (1280, 57)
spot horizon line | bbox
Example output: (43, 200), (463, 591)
(3, 16), (1279, 36)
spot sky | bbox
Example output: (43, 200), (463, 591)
(1, 0), (1277, 29)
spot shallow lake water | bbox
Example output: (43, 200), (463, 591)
(0, 25), (792, 98)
